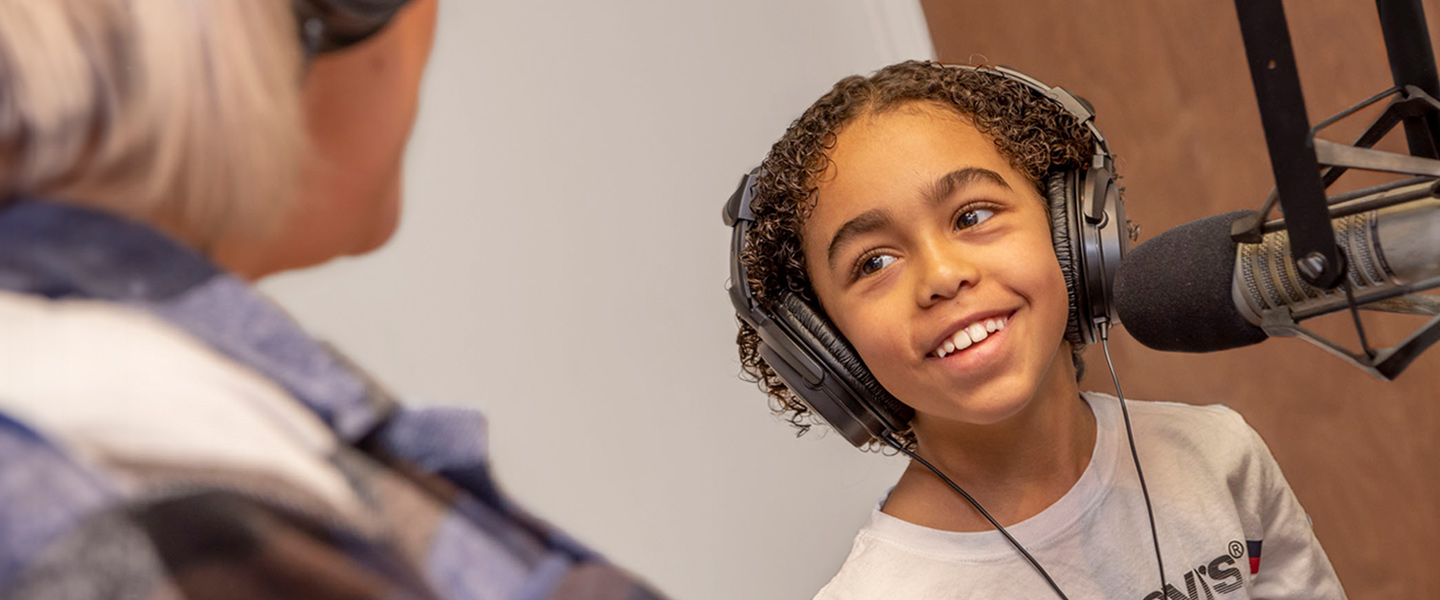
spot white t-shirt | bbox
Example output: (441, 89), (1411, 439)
(814, 393), (1347, 600)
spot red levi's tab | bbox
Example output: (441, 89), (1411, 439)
(1247, 540), (1263, 574)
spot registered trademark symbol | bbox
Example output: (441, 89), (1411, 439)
(1229, 540), (1244, 558)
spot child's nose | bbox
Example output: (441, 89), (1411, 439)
(914, 241), (978, 307)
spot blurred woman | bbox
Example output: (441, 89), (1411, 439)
(0, 1), (663, 598)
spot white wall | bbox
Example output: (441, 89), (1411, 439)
(261, 1), (933, 598)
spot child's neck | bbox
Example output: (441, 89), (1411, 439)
(882, 358), (1096, 532)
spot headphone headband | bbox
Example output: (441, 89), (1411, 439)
(981, 65), (1109, 155)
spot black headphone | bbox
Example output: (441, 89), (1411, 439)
(724, 64), (1129, 448)
(293, 0), (414, 57)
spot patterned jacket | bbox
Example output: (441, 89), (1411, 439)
(0, 200), (667, 600)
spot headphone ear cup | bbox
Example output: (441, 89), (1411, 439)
(295, 0), (413, 53)
(776, 293), (914, 435)
(1047, 171), (1087, 348)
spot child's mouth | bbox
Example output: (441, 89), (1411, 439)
(930, 314), (1010, 359)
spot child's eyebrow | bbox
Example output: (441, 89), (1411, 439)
(826, 209), (893, 270)
(824, 167), (1011, 271)
(923, 167), (1011, 207)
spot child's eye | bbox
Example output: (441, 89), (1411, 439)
(957, 207), (996, 230)
(858, 253), (897, 277)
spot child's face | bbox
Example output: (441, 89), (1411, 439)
(801, 102), (1073, 428)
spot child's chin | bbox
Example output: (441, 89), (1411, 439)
(960, 402), (1030, 426)
(924, 390), (1035, 427)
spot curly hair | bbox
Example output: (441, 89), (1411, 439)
(735, 60), (1098, 445)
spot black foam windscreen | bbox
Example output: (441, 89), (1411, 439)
(1113, 210), (1269, 352)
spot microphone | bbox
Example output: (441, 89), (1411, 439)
(1113, 194), (1440, 353)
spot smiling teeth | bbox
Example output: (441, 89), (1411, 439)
(966, 322), (988, 344)
(934, 316), (1008, 358)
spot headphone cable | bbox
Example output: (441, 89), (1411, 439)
(882, 435), (1071, 600)
(1099, 321), (1169, 595)
(880, 323), (1168, 599)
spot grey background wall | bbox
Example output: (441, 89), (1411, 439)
(261, 1), (933, 599)
(918, 0), (1440, 597)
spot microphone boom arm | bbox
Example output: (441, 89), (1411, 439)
(1233, 0), (1343, 288)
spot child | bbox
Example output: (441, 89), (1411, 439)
(729, 60), (1346, 599)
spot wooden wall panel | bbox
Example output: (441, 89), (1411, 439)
(919, 1), (1440, 597)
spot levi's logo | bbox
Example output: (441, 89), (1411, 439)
(1139, 540), (1252, 600)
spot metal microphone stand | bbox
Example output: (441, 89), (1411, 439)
(1230, 0), (1440, 380)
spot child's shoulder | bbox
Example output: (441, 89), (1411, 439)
(1085, 392), (1287, 510)
(1083, 391), (1267, 460)
(1086, 389), (1248, 425)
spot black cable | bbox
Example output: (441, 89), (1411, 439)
(1099, 322), (1169, 595)
(880, 324), (1165, 599)
(881, 435), (1071, 600)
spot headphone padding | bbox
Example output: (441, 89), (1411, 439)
(1047, 172), (1086, 348)
(777, 293), (914, 433)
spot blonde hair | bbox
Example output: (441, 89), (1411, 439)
(0, 0), (305, 242)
